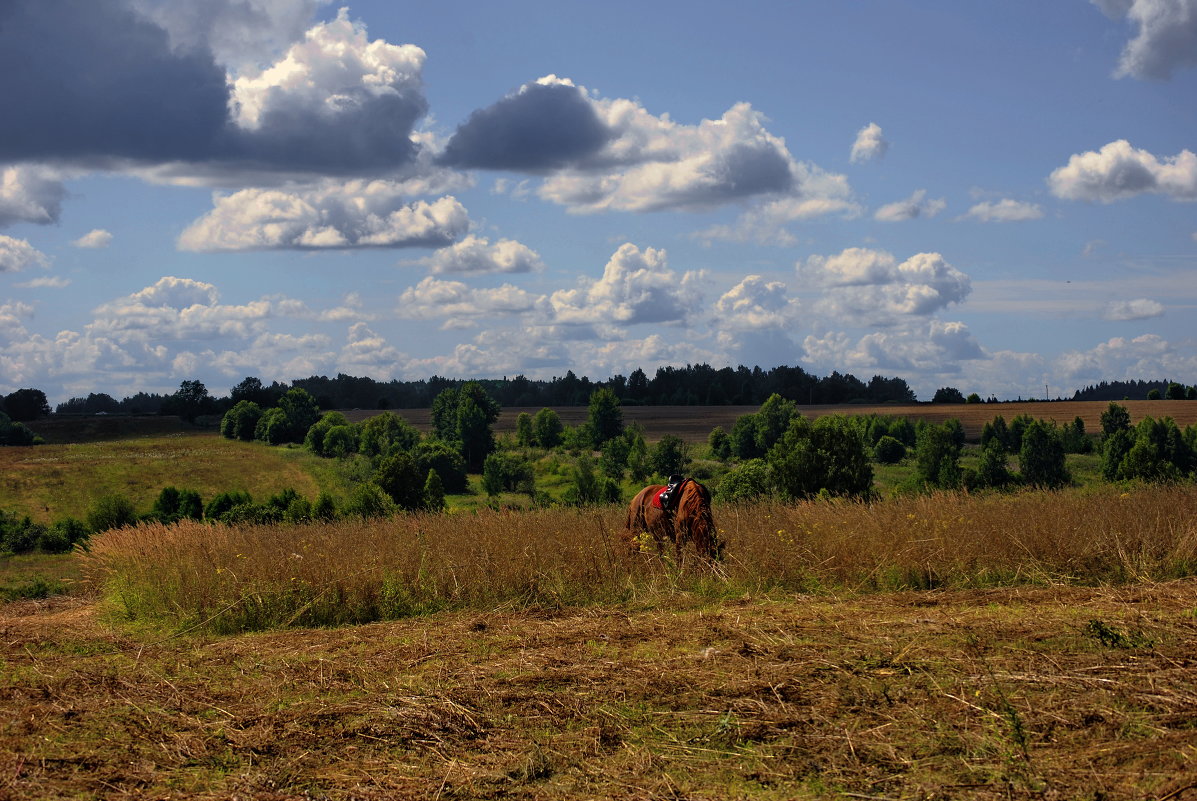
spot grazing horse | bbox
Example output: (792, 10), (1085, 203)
(624, 478), (722, 562)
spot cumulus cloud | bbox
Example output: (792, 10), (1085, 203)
(874, 189), (946, 222)
(803, 248), (972, 318)
(0, 3), (431, 179)
(1094, 0), (1197, 80)
(1103, 297), (1165, 320)
(803, 320), (985, 374)
(131, 0), (322, 72)
(73, 229), (114, 249)
(1056, 332), (1197, 384)
(397, 276), (538, 326)
(425, 235), (544, 274)
(850, 122), (888, 164)
(1048, 140), (1197, 202)
(713, 275), (800, 330)
(545, 243), (705, 325)
(0, 165), (68, 227)
(960, 198), (1044, 222)
(178, 184), (469, 250)
(439, 77), (612, 171)
(0, 236), (50, 273)
(693, 169), (861, 245)
(89, 276), (272, 342)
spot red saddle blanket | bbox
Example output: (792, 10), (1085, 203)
(651, 487), (669, 509)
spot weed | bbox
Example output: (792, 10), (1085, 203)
(1083, 618), (1154, 649)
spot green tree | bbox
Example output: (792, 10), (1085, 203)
(965, 392), (982, 404)
(254, 407), (289, 445)
(430, 382), (500, 471)
(768, 416), (873, 500)
(873, 435), (906, 464)
(1101, 428), (1134, 481)
(358, 412), (420, 458)
(980, 415), (1009, 452)
(1100, 401), (1132, 436)
(277, 387), (321, 443)
(343, 483), (397, 519)
(515, 412), (535, 448)
(0, 411), (39, 446)
(717, 459), (772, 503)
(914, 422), (963, 489)
(974, 439), (1012, 489)
(87, 493), (137, 533)
(374, 452), (425, 510)
(220, 400), (263, 441)
(707, 426), (732, 461)
(931, 387), (965, 403)
(650, 434), (691, 478)
(304, 411), (351, 455)
(165, 379), (213, 423)
(729, 413), (764, 460)
(1147, 388), (1162, 400)
(1019, 420), (1070, 488)
(587, 387), (624, 448)
(2, 388), (50, 421)
(754, 393), (799, 453)
(564, 455), (620, 506)
(482, 452), (535, 496)
(423, 469), (446, 512)
(1165, 382), (1186, 400)
(532, 407), (564, 449)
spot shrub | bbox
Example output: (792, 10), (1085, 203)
(423, 469), (447, 512)
(220, 400), (263, 441)
(87, 493), (137, 533)
(323, 425), (360, 458)
(205, 491), (253, 521)
(1019, 420), (1070, 489)
(342, 483), (397, 519)
(515, 412), (535, 448)
(374, 452), (425, 510)
(1100, 402), (1131, 437)
(45, 518), (89, 553)
(650, 434), (691, 478)
(304, 411), (350, 455)
(532, 408), (564, 449)
(717, 459), (772, 503)
(914, 422), (962, 489)
(768, 416), (873, 500)
(974, 439), (1013, 489)
(482, 452), (535, 496)
(0, 511), (46, 554)
(587, 387), (623, 448)
(413, 440), (468, 493)
(707, 426), (732, 461)
(873, 435), (906, 464)
(564, 455), (620, 506)
(254, 407), (289, 445)
(358, 412), (420, 459)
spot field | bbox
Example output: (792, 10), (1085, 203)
(356, 400), (1197, 443)
(4, 402), (1197, 798)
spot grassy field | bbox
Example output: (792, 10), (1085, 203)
(0, 432), (355, 524)
(3, 402), (1197, 798)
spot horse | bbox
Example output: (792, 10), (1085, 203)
(623, 478), (722, 563)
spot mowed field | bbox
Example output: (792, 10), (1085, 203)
(349, 400), (1197, 443)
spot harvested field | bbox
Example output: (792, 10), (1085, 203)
(3, 580), (1196, 799)
(344, 400), (1197, 443)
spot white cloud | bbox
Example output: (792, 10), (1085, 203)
(178, 183), (470, 250)
(0, 235), (50, 273)
(1056, 333), (1197, 385)
(1103, 297), (1165, 320)
(397, 276), (538, 325)
(693, 170), (861, 245)
(1048, 140), (1197, 202)
(849, 122), (888, 164)
(803, 320), (985, 374)
(73, 229), (113, 248)
(15, 276), (71, 289)
(960, 198), (1044, 222)
(426, 235), (544, 274)
(874, 189), (946, 222)
(1094, 0), (1197, 80)
(803, 248), (971, 319)
(713, 275), (800, 330)
(89, 276), (271, 343)
(545, 243), (705, 325)
(0, 165), (66, 227)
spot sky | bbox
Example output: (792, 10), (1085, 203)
(1, 0), (1196, 406)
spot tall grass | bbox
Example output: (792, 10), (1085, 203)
(81, 484), (1197, 634)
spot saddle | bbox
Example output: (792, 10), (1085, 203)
(652, 474), (687, 512)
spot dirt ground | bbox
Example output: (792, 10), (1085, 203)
(3, 579), (1197, 799)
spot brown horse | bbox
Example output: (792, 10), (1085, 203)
(624, 478), (722, 563)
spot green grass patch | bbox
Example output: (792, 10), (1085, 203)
(0, 552), (80, 601)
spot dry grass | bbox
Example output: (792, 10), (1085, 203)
(3, 578), (1196, 799)
(80, 485), (1197, 635)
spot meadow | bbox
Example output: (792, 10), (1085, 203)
(3, 402), (1197, 798)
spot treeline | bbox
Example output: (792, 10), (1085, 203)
(52, 364), (917, 416)
(1071, 380), (1196, 401)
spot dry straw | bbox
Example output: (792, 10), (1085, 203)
(80, 485), (1197, 634)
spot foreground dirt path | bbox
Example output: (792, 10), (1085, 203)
(3, 582), (1197, 800)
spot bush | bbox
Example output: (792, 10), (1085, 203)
(413, 440), (468, 493)
(358, 412), (421, 458)
(220, 400), (263, 441)
(532, 408), (564, 449)
(342, 483), (397, 520)
(914, 422), (963, 489)
(515, 412), (535, 448)
(974, 439), (1012, 490)
(873, 435), (906, 464)
(1019, 420), (1070, 489)
(717, 459), (772, 503)
(564, 455), (620, 506)
(87, 493), (137, 533)
(0, 511), (46, 554)
(707, 426), (732, 461)
(304, 411), (350, 455)
(374, 452), (425, 510)
(650, 434), (691, 478)
(205, 491), (253, 521)
(423, 469), (446, 512)
(482, 452), (535, 496)
(768, 416), (873, 500)
(254, 407), (289, 445)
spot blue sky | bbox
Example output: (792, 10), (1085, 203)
(2, 0), (1195, 405)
